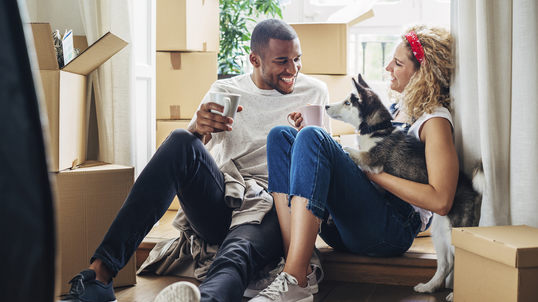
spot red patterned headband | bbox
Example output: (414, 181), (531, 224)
(405, 31), (425, 64)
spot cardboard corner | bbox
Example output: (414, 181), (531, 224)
(348, 9), (375, 27)
(62, 32), (129, 76)
(326, 0), (376, 26)
(30, 23), (59, 71)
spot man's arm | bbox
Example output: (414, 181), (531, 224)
(187, 122), (211, 145)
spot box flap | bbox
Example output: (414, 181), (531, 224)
(326, 0), (375, 26)
(30, 23), (59, 71)
(62, 32), (128, 76)
(452, 225), (538, 268)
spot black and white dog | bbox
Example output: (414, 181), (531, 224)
(325, 74), (484, 302)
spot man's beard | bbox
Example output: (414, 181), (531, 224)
(261, 64), (295, 95)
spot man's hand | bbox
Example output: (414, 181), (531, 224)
(190, 102), (244, 141)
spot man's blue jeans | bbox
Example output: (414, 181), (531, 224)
(91, 129), (283, 302)
(267, 126), (422, 257)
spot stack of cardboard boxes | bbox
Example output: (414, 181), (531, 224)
(290, 8), (374, 144)
(155, 0), (220, 210)
(30, 23), (136, 295)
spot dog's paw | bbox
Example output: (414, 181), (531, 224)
(414, 283), (435, 293)
(342, 146), (357, 154)
(343, 147), (362, 163)
(446, 292), (453, 301)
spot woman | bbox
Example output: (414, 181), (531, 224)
(249, 24), (456, 302)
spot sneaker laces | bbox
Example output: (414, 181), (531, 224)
(65, 274), (85, 297)
(258, 273), (297, 300)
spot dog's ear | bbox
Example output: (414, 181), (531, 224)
(351, 77), (366, 101)
(357, 74), (370, 89)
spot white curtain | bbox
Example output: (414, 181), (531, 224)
(451, 0), (538, 228)
(78, 0), (135, 167)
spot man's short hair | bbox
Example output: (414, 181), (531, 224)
(251, 19), (298, 59)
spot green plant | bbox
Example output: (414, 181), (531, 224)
(219, 0), (283, 75)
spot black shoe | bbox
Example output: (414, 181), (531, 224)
(60, 269), (116, 302)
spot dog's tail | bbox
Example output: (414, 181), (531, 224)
(472, 161), (486, 195)
(471, 161), (485, 225)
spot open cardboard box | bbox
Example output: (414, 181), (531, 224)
(452, 225), (538, 301)
(30, 23), (128, 171)
(290, 0), (375, 75)
(157, 0), (219, 52)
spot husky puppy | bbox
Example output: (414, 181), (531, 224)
(326, 74), (484, 302)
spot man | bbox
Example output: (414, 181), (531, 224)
(61, 19), (330, 302)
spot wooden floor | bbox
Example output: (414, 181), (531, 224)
(116, 210), (449, 302)
(113, 273), (452, 302)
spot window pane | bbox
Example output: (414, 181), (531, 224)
(354, 34), (398, 82)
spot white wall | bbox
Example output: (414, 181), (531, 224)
(24, 0), (85, 36)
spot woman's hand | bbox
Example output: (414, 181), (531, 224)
(288, 112), (305, 131)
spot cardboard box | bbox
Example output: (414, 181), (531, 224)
(156, 120), (191, 148)
(156, 51), (217, 119)
(452, 225), (538, 302)
(308, 74), (356, 136)
(290, 6), (374, 74)
(156, 120), (191, 210)
(53, 162), (136, 295)
(157, 0), (219, 52)
(31, 23), (128, 171)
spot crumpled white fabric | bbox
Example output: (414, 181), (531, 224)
(137, 158), (274, 280)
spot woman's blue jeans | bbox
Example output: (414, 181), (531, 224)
(267, 126), (422, 257)
(91, 129), (283, 302)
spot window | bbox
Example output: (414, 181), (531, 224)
(350, 34), (398, 81)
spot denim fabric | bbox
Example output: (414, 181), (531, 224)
(267, 126), (422, 257)
(92, 129), (283, 302)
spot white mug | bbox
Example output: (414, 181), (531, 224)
(287, 104), (324, 128)
(210, 92), (241, 121)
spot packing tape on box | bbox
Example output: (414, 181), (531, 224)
(170, 106), (181, 119)
(170, 52), (181, 70)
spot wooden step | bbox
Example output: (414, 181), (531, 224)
(136, 210), (439, 287)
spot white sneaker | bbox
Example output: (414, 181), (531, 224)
(306, 266), (319, 294)
(154, 281), (201, 302)
(244, 261), (320, 298)
(248, 272), (313, 302)
(244, 258), (286, 298)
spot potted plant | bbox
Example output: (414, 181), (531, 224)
(219, 0), (284, 77)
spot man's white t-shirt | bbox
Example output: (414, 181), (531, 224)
(189, 73), (331, 189)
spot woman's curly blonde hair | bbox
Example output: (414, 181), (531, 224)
(388, 24), (454, 123)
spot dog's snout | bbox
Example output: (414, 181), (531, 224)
(325, 105), (330, 110)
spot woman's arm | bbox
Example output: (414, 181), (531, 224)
(365, 117), (459, 216)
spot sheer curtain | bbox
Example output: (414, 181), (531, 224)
(451, 0), (538, 228)
(78, 0), (135, 167)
